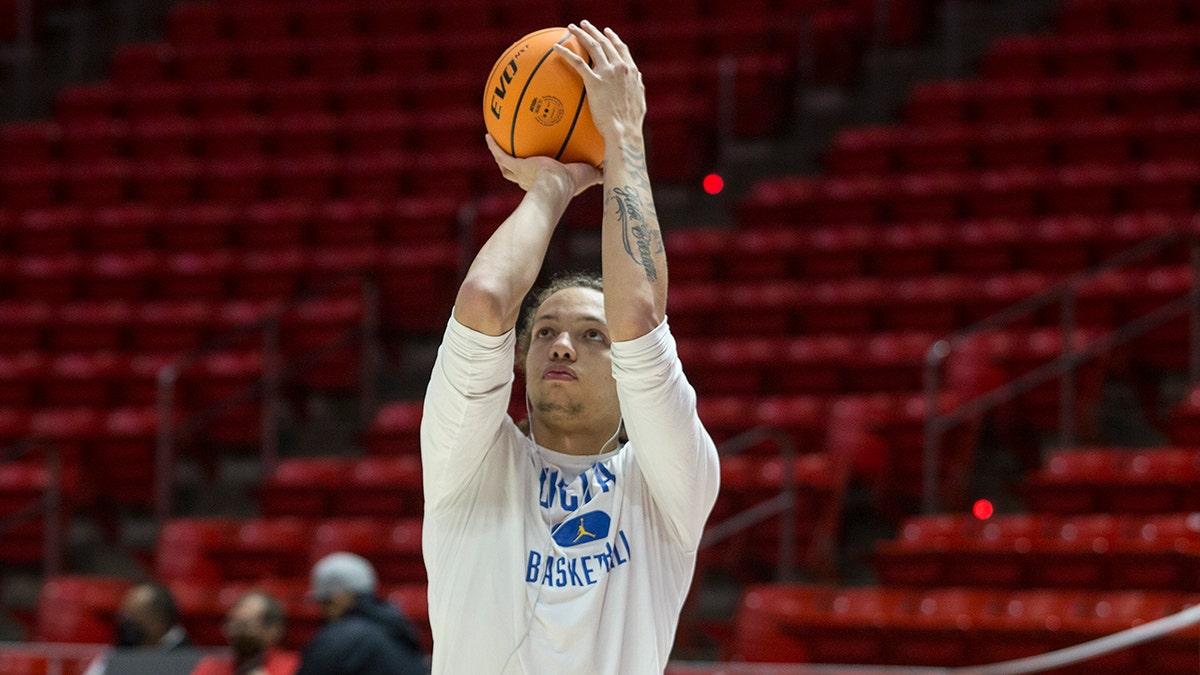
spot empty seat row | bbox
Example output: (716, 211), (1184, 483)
(678, 326), (1111, 402)
(665, 269), (1175, 337)
(668, 212), (1186, 282)
(164, 0), (562, 43)
(133, 19), (796, 81)
(154, 516), (425, 585)
(1055, 0), (1200, 35)
(0, 198), (462, 253)
(0, 289), (370, 349)
(5, 110), (485, 161)
(903, 72), (1199, 126)
(0, 206), (459, 260)
(872, 511), (1200, 590)
(0, 151), (506, 207)
(825, 114), (1200, 175)
(259, 454), (423, 517)
(1025, 446), (1200, 514)
(737, 160), (1200, 226)
(0, 244), (456, 313)
(981, 29), (1200, 80)
(729, 583), (1200, 670)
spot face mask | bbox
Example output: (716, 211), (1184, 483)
(115, 618), (145, 647)
(229, 634), (264, 660)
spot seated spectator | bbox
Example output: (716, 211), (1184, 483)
(83, 582), (190, 674)
(296, 552), (426, 675)
(116, 582), (190, 649)
(192, 591), (299, 675)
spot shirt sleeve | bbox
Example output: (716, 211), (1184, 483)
(611, 318), (720, 551)
(420, 312), (517, 509)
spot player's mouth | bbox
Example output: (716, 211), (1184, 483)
(542, 365), (578, 381)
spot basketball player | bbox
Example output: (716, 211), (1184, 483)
(421, 20), (720, 674)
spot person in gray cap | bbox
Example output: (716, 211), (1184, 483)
(295, 552), (426, 675)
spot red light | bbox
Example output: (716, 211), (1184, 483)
(702, 173), (724, 195)
(973, 499), (994, 520)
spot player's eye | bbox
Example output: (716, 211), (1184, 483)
(535, 327), (553, 338)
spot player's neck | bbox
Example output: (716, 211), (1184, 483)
(530, 418), (621, 457)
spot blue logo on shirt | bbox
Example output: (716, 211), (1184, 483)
(552, 511), (610, 547)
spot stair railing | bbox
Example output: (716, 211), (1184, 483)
(154, 274), (382, 528)
(923, 225), (1200, 513)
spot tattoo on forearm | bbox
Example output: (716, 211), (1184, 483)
(611, 185), (664, 282)
(621, 144), (652, 191)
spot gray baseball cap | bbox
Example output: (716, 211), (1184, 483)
(309, 552), (378, 601)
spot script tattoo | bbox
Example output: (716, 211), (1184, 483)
(610, 185), (663, 282)
(608, 142), (664, 282)
(621, 143), (652, 192)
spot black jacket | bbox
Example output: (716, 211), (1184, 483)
(296, 595), (427, 675)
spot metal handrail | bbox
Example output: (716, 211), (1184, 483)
(154, 274), (383, 528)
(923, 225), (1200, 513)
(697, 424), (840, 582)
(0, 442), (62, 578)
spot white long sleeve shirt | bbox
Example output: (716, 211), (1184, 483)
(421, 314), (720, 674)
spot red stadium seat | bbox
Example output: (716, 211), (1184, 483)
(0, 460), (55, 564)
(241, 200), (311, 249)
(374, 519), (425, 583)
(89, 204), (161, 253)
(81, 252), (161, 301)
(336, 455), (424, 517)
(384, 584), (432, 652)
(363, 400), (423, 456)
(1, 162), (62, 209)
(0, 351), (45, 407)
(41, 352), (119, 408)
(310, 199), (384, 248)
(308, 518), (387, 561)
(11, 252), (83, 303)
(14, 207), (87, 255)
(49, 301), (131, 352)
(93, 406), (160, 506)
(34, 576), (132, 643)
(109, 41), (175, 85)
(156, 517), (241, 581)
(59, 119), (125, 162)
(190, 350), (264, 446)
(0, 302), (50, 351)
(260, 457), (355, 517)
(233, 247), (307, 301)
(159, 250), (234, 301)
(161, 203), (237, 251)
(196, 115), (268, 159)
(378, 243), (460, 333)
(130, 300), (213, 353)
(0, 121), (59, 163)
(270, 154), (341, 200)
(1023, 447), (1123, 513)
(209, 518), (313, 580)
(201, 156), (270, 202)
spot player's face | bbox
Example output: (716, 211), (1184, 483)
(524, 287), (621, 431)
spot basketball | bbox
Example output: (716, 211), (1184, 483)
(482, 27), (605, 168)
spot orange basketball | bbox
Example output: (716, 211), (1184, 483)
(483, 27), (605, 168)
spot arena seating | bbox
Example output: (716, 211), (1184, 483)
(5, 0), (1200, 668)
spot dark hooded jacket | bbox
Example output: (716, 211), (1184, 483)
(296, 595), (427, 675)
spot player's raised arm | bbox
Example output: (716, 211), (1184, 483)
(453, 135), (601, 336)
(555, 21), (666, 342)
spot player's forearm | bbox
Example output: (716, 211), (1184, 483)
(601, 130), (667, 342)
(455, 172), (574, 335)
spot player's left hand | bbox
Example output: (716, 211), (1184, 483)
(554, 20), (646, 141)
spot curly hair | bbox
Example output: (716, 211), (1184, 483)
(515, 271), (604, 373)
